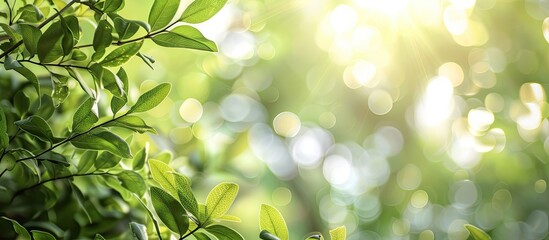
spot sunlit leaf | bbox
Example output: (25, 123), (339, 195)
(205, 182), (238, 221)
(37, 151), (69, 166)
(37, 20), (64, 63)
(205, 225), (243, 240)
(71, 131), (132, 158)
(104, 115), (157, 134)
(100, 41), (142, 67)
(92, 20), (113, 61)
(12, 65), (40, 96)
(77, 151), (97, 173)
(128, 83), (171, 114)
(148, 159), (177, 196)
(72, 98), (98, 133)
(51, 73), (69, 107)
(103, 0), (125, 12)
(193, 232), (212, 240)
(132, 142), (148, 170)
(179, 0), (228, 24)
(118, 170), (146, 197)
(95, 151), (122, 169)
(18, 4), (44, 22)
(329, 226), (346, 240)
(15, 115), (54, 143)
(151, 25), (217, 51)
(113, 17), (140, 40)
(19, 24), (42, 56)
(148, 0), (179, 31)
(150, 186), (189, 236)
(172, 172), (199, 218)
(260, 204), (288, 240)
(464, 224), (492, 240)
(71, 49), (87, 61)
(88, 64), (124, 98)
(217, 214), (241, 222)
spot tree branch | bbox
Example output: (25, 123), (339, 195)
(180, 226), (201, 240)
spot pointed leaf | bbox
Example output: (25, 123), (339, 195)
(130, 222), (148, 240)
(133, 142), (148, 170)
(205, 182), (238, 220)
(260, 230), (280, 240)
(128, 83), (171, 113)
(260, 204), (288, 240)
(218, 215), (241, 222)
(15, 115), (54, 143)
(104, 115), (157, 134)
(150, 186), (189, 236)
(89, 64), (124, 98)
(151, 25), (217, 51)
(19, 24), (42, 56)
(180, 0), (228, 24)
(2, 217), (31, 240)
(193, 232), (212, 240)
(95, 151), (122, 169)
(113, 17), (139, 40)
(51, 73), (69, 107)
(148, 0), (179, 31)
(13, 65), (40, 96)
(464, 224), (492, 240)
(77, 151), (97, 173)
(100, 40), (142, 67)
(0, 107), (9, 149)
(37, 20), (64, 63)
(4, 55), (22, 70)
(30, 230), (56, 240)
(18, 4), (44, 22)
(329, 226), (346, 240)
(71, 131), (132, 158)
(205, 225), (243, 240)
(14, 90), (30, 115)
(148, 159), (177, 196)
(103, 0), (125, 12)
(118, 170), (146, 197)
(172, 172), (199, 218)
(93, 20), (113, 60)
(72, 98), (98, 133)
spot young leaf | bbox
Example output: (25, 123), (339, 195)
(15, 115), (54, 143)
(103, 0), (125, 12)
(172, 172), (199, 218)
(19, 24), (42, 56)
(71, 131), (132, 158)
(0, 107), (9, 149)
(329, 226), (346, 240)
(260, 230), (281, 240)
(205, 225), (243, 240)
(104, 115), (157, 134)
(180, 0), (228, 24)
(118, 170), (146, 197)
(217, 215), (241, 222)
(148, 159), (177, 196)
(151, 26), (217, 51)
(37, 20), (64, 63)
(100, 41), (143, 67)
(95, 151), (122, 169)
(72, 98), (98, 133)
(205, 182), (239, 220)
(464, 224), (492, 240)
(31, 230), (56, 240)
(71, 49), (87, 61)
(129, 222), (147, 240)
(128, 83), (171, 114)
(2, 217), (31, 240)
(260, 204), (289, 240)
(148, 0), (180, 31)
(150, 186), (189, 236)
(132, 142), (148, 170)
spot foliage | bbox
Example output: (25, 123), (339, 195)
(0, 0), (347, 239)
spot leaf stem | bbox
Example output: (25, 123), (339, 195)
(0, 0), (78, 60)
(180, 226), (201, 240)
(9, 171), (111, 204)
(16, 59), (89, 70)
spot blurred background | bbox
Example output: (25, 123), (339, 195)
(115, 0), (549, 239)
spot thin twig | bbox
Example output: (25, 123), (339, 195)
(180, 226), (201, 240)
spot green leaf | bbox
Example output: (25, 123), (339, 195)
(464, 224), (492, 240)
(95, 151), (122, 169)
(37, 20), (64, 63)
(180, 0), (228, 24)
(104, 115), (157, 134)
(15, 115), (54, 143)
(13, 65), (40, 96)
(118, 170), (146, 197)
(60, 15), (79, 56)
(0, 107), (9, 149)
(172, 172), (199, 218)
(103, 0), (125, 12)
(88, 64), (125, 98)
(113, 17), (140, 40)
(260, 204), (288, 240)
(307, 233), (323, 240)
(137, 52), (155, 69)
(205, 225), (243, 240)
(128, 83), (171, 114)
(193, 232), (212, 240)
(217, 214), (241, 222)
(72, 98), (98, 133)
(34, 95), (54, 120)
(132, 143), (148, 170)
(4, 55), (22, 70)
(148, 159), (177, 196)
(329, 226), (346, 240)
(14, 90), (30, 115)
(259, 230), (280, 240)
(205, 182), (238, 220)
(2, 217), (31, 240)
(0, 153), (16, 171)
(150, 186), (189, 236)
(71, 131), (132, 158)
(151, 25), (217, 51)
(92, 20), (113, 61)
(130, 222), (148, 240)
(18, 4), (44, 22)
(37, 151), (69, 166)
(31, 230), (56, 240)
(71, 49), (87, 61)
(19, 24), (42, 56)
(95, 234), (106, 240)
(148, 0), (180, 31)
(100, 40), (142, 67)
(133, 193), (163, 240)
(77, 151), (97, 173)
(51, 73), (69, 107)
(66, 68), (96, 99)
